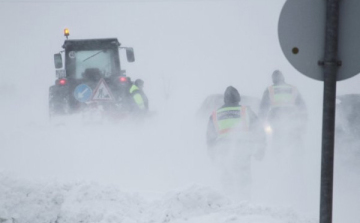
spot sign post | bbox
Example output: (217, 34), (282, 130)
(277, 0), (360, 222)
(319, 1), (340, 222)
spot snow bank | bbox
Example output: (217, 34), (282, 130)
(0, 173), (316, 223)
(0, 172), (145, 223)
(146, 185), (316, 223)
(145, 185), (231, 222)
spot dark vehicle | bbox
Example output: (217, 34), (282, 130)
(335, 94), (360, 166)
(336, 94), (360, 138)
(49, 29), (135, 119)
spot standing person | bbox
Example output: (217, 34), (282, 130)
(259, 70), (307, 152)
(129, 79), (149, 114)
(206, 86), (265, 201)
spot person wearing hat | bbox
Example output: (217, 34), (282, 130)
(259, 70), (307, 152)
(206, 86), (265, 201)
(259, 70), (306, 120)
(206, 86), (264, 147)
(129, 79), (149, 113)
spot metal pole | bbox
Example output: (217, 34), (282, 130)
(320, 0), (340, 223)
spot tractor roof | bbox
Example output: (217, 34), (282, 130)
(62, 38), (121, 50)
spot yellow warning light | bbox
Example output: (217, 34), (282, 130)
(64, 28), (70, 39)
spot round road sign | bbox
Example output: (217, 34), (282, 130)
(74, 84), (92, 103)
(278, 0), (360, 81)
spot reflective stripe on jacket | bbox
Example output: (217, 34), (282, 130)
(268, 84), (298, 108)
(129, 84), (145, 109)
(211, 106), (250, 138)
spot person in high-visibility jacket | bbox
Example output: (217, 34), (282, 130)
(259, 70), (306, 121)
(129, 79), (149, 112)
(259, 70), (307, 151)
(206, 86), (265, 202)
(207, 86), (264, 147)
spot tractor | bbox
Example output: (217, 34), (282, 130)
(49, 29), (136, 120)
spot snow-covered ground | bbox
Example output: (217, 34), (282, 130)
(1, 94), (359, 223)
(0, 172), (317, 223)
(0, 92), (320, 223)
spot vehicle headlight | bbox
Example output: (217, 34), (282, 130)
(264, 125), (273, 134)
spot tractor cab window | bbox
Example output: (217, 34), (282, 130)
(67, 49), (118, 79)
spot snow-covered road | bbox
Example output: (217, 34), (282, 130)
(1, 86), (360, 223)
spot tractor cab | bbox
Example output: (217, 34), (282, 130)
(49, 29), (135, 118)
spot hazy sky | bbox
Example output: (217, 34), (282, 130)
(1, 0), (359, 119)
(1, 0), (359, 101)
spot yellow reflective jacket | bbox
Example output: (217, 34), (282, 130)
(211, 106), (250, 139)
(268, 84), (298, 108)
(129, 84), (145, 110)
